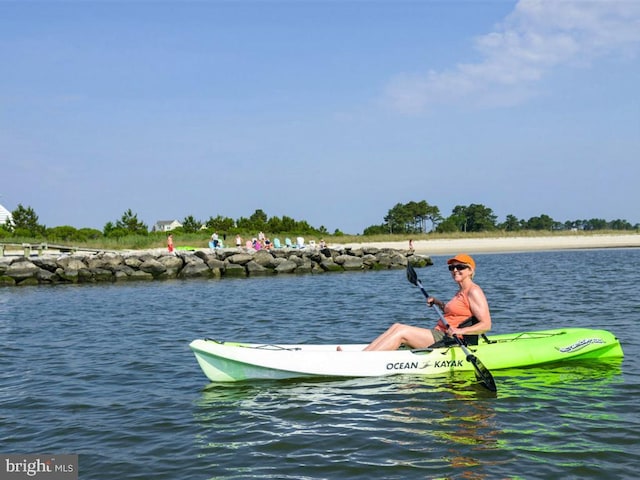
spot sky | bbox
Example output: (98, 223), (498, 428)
(1, 0), (639, 234)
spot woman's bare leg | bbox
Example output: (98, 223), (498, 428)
(363, 323), (436, 351)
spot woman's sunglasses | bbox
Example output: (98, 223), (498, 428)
(448, 264), (470, 272)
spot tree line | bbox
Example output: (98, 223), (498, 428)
(0, 202), (637, 243)
(363, 200), (638, 234)
(0, 205), (338, 242)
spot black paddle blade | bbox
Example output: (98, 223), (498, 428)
(406, 263), (418, 286)
(467, 354), (497, 393)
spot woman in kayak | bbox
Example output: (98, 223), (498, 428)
(362, 253), (491, 351)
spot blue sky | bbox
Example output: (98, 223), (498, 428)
(2, 0), (639, 234)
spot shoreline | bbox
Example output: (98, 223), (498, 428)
(2, 234), (638, 286)
(341, 233), (640, 256)
(2, 233), (639, 259)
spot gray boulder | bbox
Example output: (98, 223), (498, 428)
(6, 261), (42, 282)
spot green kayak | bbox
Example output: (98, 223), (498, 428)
(190, 327), (623, 384)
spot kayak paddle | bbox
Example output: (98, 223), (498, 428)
(406, 263), (497, 393)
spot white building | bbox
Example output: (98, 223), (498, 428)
(152, 220), (183, 232)
(0, 203), (12, 227)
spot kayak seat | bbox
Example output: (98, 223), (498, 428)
(429, 316), (480, 348)
(430, 335), (478, 348)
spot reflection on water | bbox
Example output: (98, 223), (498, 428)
(497, 357), (623, 397)
(192, 357), (625, 479)
(194, 377), (496, 477)
(491, 358), (628, 478)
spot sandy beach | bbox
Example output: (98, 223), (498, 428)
(2, 233), (638, 259)
(341, 233), (640, 256)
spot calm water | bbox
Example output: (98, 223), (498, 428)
(1, 249), (639, 479)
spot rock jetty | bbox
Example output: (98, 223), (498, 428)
(0, 246), (432, 287)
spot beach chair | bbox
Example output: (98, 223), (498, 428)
(285, 238), (293, 248)
(296, 237), (305, 249)
(273, 238), (282, 248)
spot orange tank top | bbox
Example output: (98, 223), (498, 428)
(436, 289), (472, 330)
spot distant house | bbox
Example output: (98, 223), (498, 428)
(152, 220), (183, 232)
(0, 203), (12, 227)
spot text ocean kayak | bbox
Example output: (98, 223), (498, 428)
(189, 328), (623, 383)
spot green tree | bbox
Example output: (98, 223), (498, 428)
(435, 217), (462, 233)
(205, 215), (235, 232)
(280, 215), (297, 232)
(47, 225), (79, 242)
(267, 216), (283, 233)
(383, 203), (402, 233)
(106, 209), (148, 237)
(77, 228), (103, 240)
(423, 202), (443, 232)
(295, 220), (315, 234)
(103, 221), (127, 238)
(182, 215), (202, 233)
(464, 204), (497, 232)
(583, 218), (608, 230)
(446, 204), (497, 232)
(11, 204), (46, 236)
(405, 200), (442, 232)
(369, 200), (442, 234)
(117, 209), (148, 234)
(384, 202), (414, 233)
(405, 201), (423, 232)
(249, 209), (268, 232)
(103, 221), (115, 237)
(235, 216), (251, 231)
(525, 214), (555, 230)
(363, 224), (388, 235)
(609, 219), (633, 230)
(501, 214), (522, 232)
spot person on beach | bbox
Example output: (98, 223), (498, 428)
(361, 253), (491, 351)
(167, 234), (174, 253)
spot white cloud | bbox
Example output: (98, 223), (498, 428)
(385, 0), (640, 113)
